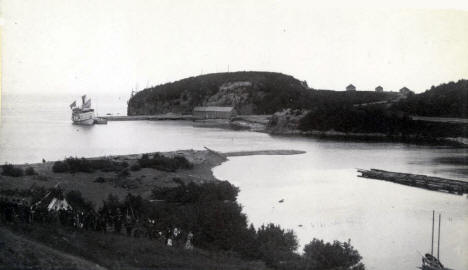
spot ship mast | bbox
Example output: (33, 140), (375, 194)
(81, 95), (86, 109)
(431, 210), (434, 256)
(437, 213), (441, 260)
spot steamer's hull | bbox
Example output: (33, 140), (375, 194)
(72, 110), (95, 125)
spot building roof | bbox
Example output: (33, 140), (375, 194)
(193, 106), (235, 112)
(346, 84), (356, 89)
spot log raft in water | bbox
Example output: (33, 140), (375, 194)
(357, 169), (468, 195)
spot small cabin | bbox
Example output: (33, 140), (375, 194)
(346, 84), (356, 91)
(193, 106), (236, 119)
(399, 87), (413, 96)
(375, 86), (383, 92)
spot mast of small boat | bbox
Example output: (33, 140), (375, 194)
(431, 210), (434, 256)
(437, 213), (441, 260)
(81, 95), (86, 109)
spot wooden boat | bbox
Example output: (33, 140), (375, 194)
(94, 117), (108, 125)
(419, 211), (453, 270)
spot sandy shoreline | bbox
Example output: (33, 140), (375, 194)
(224, 149), (305, 157)
(0, 149), (305, 207)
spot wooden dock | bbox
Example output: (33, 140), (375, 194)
(101, 114), (194, 121)
(357, 169), (468, 195)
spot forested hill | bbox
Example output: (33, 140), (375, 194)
(393, 79), (468, 118)
(127, 71), (395, 115)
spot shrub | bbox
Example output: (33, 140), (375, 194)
(302, 239), (364, 270)
(30, 185), (48, 203)
(117, 168), (130, 177)
(138, 153), (193, 172)
(89, 159), (128, 172)
(25, 166), (37, 176)
(52, 161), (69, 173)
(64, 157), (94, 173)
(0, 185), (48, 204)
(52, 157), (129, 173)
(94, 176), (106, 183)
(65, 190), (94, 211)
(152, 180), (239, 203)
(256, 223), (299, 267)
(1, 164), (24, 177)
(130, 164), (142, 171)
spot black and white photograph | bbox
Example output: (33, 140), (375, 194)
(0, 1), (467, 269)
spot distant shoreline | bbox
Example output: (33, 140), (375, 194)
(99, 113), (468, 147)
(268, 129), (468, 148)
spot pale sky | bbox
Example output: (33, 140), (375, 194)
(1, 0), (468, 97)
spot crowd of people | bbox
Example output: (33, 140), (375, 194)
(0, 196), (194, 249)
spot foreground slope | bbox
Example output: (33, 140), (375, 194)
(0, 226), (107, 270)
(0, 225), (267, 270)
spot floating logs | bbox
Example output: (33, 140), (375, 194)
(357, 169), (468, 195)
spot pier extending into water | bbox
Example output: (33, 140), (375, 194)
(357, 169), (468, 195)
(101, 114), (194, 121)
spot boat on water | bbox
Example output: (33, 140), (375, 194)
(419, 211), (453, 270)
(421, 254), (447, 270)
(94, 117), (108, 124)
(70, 95), (95, 125)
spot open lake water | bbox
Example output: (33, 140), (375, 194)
(1, 94), (467, 270)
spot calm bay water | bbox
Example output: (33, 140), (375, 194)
(1, 94), (467, 270)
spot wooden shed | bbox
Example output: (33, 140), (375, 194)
(346, 84), (356, 91)
(399, 87), (413, 96)
(193, 106), (237, 119)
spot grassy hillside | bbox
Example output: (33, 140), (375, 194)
(298, 106), (467, 139)
(127, 71), (395, 115)
(0, 226), (106, 270)
(128, 71), (307, 115)
(393, 79), (468, 118)
(2, 224), (268, 270)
